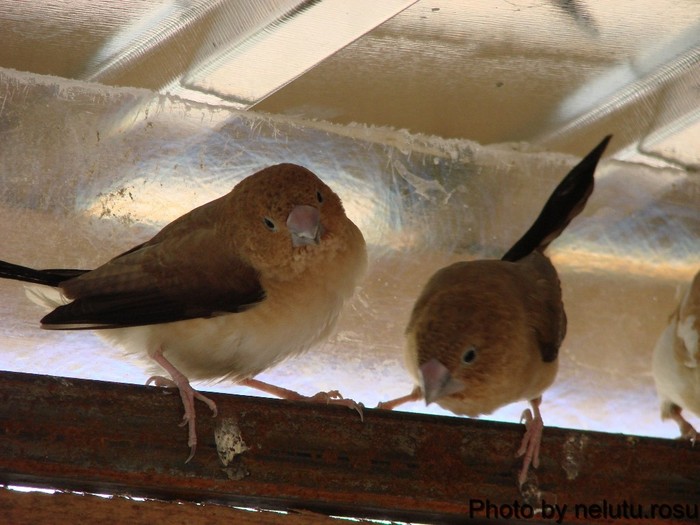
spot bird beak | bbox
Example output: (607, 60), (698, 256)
(420, 357), (464, 405)
(287, 205), (322, 247)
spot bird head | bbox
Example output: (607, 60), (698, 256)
(224, 163), (365, 282)
(407, 279), (529, 417)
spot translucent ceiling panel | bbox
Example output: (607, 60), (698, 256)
(254, 0), (700, 165)
(2, 0), (699, 165)
(1, 68), (698, 439)
(0, 0), (416, 106)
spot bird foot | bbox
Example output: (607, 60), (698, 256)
(240, 378), (364, 421)
(148, 353), (218, 463)
(304, 390), (365, 421)
(516, 401), (544, 486)
(670, 406), (698, 445)
(681, 426), (698, 446)
(146, 375), (218, 417)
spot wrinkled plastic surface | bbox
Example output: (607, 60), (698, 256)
(1, 69), (699, 438)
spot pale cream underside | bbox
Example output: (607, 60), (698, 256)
(25, 238), (366, 383)
(652, 316), (700, 418)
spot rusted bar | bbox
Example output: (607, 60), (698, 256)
(0, 370), (698, 523)
(0, 488), (340, 525)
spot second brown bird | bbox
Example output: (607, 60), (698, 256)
(379, 136), (611, 486)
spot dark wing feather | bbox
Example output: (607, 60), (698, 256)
(41, 196), (265, 328)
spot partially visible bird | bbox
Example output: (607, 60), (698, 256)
(378, 136), (611, 486)
(0, 163), (367, 461)
(652, 268), (700, 443)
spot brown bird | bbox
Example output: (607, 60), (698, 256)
(378, 136), (611, 486)
(0, 163), (367, 461)
(652, 268), (700, 442)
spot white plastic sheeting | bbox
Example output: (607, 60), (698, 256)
(0, 67), (698, 438)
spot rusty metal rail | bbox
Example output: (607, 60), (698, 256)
(0, 371), (697, 523)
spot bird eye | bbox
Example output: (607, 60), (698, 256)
(263, 217), (277, 231)
(316, 190), (324, 204)
(461, 346), (477, 365)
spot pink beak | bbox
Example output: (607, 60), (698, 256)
(420, 358), (464, 405)
(287, 205), (321, 247)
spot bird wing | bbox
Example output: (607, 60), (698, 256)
(515, 253), (566, 364)
(41, 196), (265, 329)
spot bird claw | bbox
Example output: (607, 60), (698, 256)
(669, 405), (698, 446)
(679, 425), (698, 446)
(516, 405), (544, 486)
(149, 351), (218, 463)
(307, 390), (364, 421)
(307, 389), (343, 402)
(185, 445), (196, 464)
(176, 385), (218, 463)
(239, 378), (363, 421)
(193, 389), (218, 417)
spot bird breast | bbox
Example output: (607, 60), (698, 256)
(100, 277), (346, 382)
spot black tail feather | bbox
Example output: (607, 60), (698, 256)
(0, 260), (88, 287)
(501, 135), (611, 263)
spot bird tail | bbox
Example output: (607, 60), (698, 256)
(501, 135), (611, 263)
(0, 260), (88, 287)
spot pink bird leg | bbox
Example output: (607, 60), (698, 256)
(240, 378), (364, 421)
(669, 404), (698, 444)
(147, 347), (218, 463)
(375, 386), (423, 410)
(517, 396), (544, 486)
